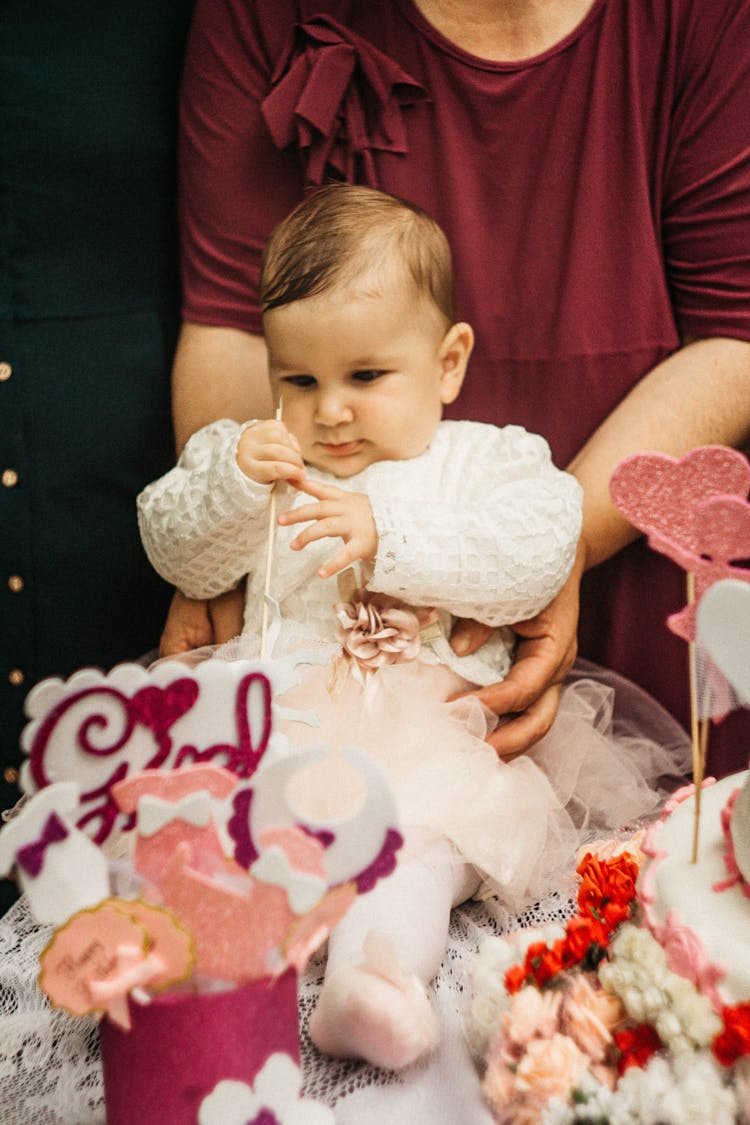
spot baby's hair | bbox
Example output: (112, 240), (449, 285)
(260, 184), (457, 323)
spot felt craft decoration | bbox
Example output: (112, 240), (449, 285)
(198, 1054), (334, 1125)
(697, 579), (750, 887)
(17, 658), (310, 843)
(610, 446), (750, 861)
(0, 782), (109, 924)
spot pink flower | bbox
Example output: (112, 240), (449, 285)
(514, 1033), (589, 1101)
(562, 975), (621, 1062)
(503, 985), (562, 1050)
(335, 590), (432, 673)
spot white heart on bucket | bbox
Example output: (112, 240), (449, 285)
(696, 579), (750, 706)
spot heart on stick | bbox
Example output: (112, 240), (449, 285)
(696, 579), (750, 707)
(609, 447), (750, 554)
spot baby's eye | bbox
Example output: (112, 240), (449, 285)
(352, 369), (385, 383)
(281, 374), (317, 389)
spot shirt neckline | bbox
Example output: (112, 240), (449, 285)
(394, 0), (608, 72)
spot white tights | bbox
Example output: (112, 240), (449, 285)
(309, 837), (479, 1070)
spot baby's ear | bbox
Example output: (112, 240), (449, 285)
(439, 322), (474, 404)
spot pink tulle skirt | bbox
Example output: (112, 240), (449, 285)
(271, 655), (691, 912)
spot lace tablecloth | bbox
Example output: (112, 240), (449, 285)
(0, 892), (575, 1125)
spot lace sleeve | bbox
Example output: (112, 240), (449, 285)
(136, 419), (272, 600)
(368, 422), (582, 625)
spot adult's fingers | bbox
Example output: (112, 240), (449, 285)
(449, 616), (495, 656)
(485, 684), (562, 757)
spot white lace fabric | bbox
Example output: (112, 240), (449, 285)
(137, 418), (582, 686)
(0, 892), (576, 1125)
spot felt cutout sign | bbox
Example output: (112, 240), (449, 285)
(39, 903), (153, 1026)
(18, 661), (284, 843)
(609, 446), (750, 554)
(610, 448), (750, 642)
(234, 744), (402, 889)
(158, 842), (300, 982)
(198, 1054), (335, 1125)
(696, 579), (750, 708)
(0, 782), (109, 925)
(39, 899), (195, 1028)
(112, 764), (238, 889)
(610, 447), (750, 722)
(281, 882), (358, 971)
(611, 446), (750, 860)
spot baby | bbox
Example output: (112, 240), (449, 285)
(139, 185), (678, 1069)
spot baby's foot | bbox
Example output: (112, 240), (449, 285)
(309, 933), (439, 1070)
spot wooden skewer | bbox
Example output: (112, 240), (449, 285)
(260, 400), (283, 659)
(687, 571), (709, 862)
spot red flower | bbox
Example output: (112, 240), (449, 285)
(614, 1023), (662, 1074)
(713, 1002), (750, 1066)
(577, 852), (638, 914)
(526, 941), (565, 987)
(563, 914), (609, 963)
(504, 963), (529, 995)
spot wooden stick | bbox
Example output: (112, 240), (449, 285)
(687, 571), (707, 862)
(260, 401), (283, 659)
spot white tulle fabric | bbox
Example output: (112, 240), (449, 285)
(0, 891), (580, 1125)
(137, 418), (583, 687)
(273, 653), (690, 911)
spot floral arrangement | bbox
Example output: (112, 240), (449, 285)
(469, 840), (750, 1124)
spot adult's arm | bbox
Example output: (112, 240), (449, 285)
(171, 322), (271, 455)
(159, 323), (271, 655)
(465, 335), (750, 756)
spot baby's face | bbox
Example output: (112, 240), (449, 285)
(264, 277), (466, 478)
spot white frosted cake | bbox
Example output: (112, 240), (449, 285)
(639, 771), (750, 1008)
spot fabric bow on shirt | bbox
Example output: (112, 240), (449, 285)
(261, 15), (428, 186)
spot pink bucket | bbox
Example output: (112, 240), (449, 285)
(99, 970), (299, 1124)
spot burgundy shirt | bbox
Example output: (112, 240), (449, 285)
(180, 0), (750, 774)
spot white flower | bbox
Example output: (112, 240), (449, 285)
(198, 1054), (334, 1125)
(599, 923), (720, 1054)
(611, 1051), (737, 1125)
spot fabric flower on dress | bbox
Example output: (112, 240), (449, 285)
(334, 588), (436, 677)
(261, 16), (428, 186)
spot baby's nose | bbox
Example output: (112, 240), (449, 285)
(315, 391), (354, 426)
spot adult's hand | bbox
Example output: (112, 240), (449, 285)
(450, 547), (583, 757)
(159, 584), (246, 657)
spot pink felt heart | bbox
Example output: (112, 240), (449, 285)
(610, 447), (750, 554)
(695, 496), (750, 563)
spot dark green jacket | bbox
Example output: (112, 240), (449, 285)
(0, 3), (195, 910)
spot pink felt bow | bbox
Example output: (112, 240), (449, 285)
(16, 812), (69, 877)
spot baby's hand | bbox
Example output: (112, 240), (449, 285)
(236, 419), (305, 485)
(278, 478), (378, 579)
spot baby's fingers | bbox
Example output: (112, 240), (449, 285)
(294, 477), (344, 502)
(278, 501), (331, 527)
(288, 515), (343, 551)
(317, 541), (365, 579)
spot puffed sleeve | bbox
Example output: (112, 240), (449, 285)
(367, 422), (583, 625)
(137, 419), (273, 599)
(180, 0), (426, 332)
(663, 2), (750, 342)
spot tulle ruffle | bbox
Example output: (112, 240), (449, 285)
(273, 656), (691, 913)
